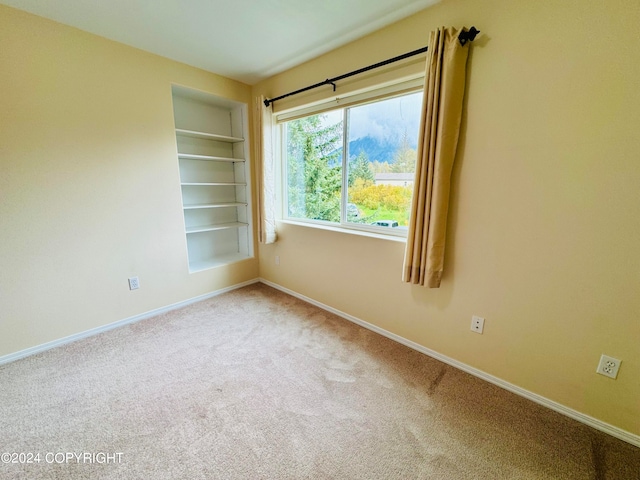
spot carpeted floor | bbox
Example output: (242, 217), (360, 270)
(1, 283), (638, 479)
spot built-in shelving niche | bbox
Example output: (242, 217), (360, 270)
(171, 85), (253, 272)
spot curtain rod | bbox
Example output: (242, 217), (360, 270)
(264, 27), (479, 108)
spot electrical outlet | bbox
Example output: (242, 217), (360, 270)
(128, 276), (140, 290)
(275, 255), (280, 265)
(471, 315), (484, 334)
(596, 354), (621, 379)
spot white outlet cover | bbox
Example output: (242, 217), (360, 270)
(128, 277), (140, 290)
(596, 354), (621, 379)
(471, 315), (485, 334)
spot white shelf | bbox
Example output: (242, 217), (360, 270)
(186, 222), (248, 234)
(176, 128), (243, 143)
(188, 252), (252, 273)
(178, 153), (243, 163)
(183, 202), (247, 210)
(181, 182), (246, 186)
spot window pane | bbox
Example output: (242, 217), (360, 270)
(285, 111), (343, 222)
(346, 92), (423, 230)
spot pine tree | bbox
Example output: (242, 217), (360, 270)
(390, 132), (417, 173)
(286, 115), (343, 222)
(348, 150), (374, 187)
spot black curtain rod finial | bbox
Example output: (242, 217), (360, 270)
(264, 98), (271, 108)
(459, 26), (480, 46)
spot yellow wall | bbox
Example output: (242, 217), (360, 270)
(0, 6), (259, 357)
(254, 0), (640, 435)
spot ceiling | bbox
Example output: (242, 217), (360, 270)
(1, 0), (438, 85)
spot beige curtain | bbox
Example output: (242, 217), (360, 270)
(255, 96), (277, 244)
(403, 27), (471, 288)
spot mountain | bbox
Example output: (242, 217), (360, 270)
(330, 135), (417, 166)
(348, 134), (420, 164)
(348, 135), (398, 163)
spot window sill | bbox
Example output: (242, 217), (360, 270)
(277, 219), (407, 243)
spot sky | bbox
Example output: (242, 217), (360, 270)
(320, 91), (423, 146)
(349, 91), (423, 143)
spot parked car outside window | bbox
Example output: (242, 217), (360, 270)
(370, 220), (398, 228)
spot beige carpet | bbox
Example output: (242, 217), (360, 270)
(1, 283), (638, 479)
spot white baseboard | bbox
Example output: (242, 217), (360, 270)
(0, 278), (260, 367)
(259, 278), (640, 448)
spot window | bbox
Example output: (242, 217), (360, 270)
(281, 89), (423, 236)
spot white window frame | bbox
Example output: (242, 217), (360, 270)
(275, 77), (424, 239)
